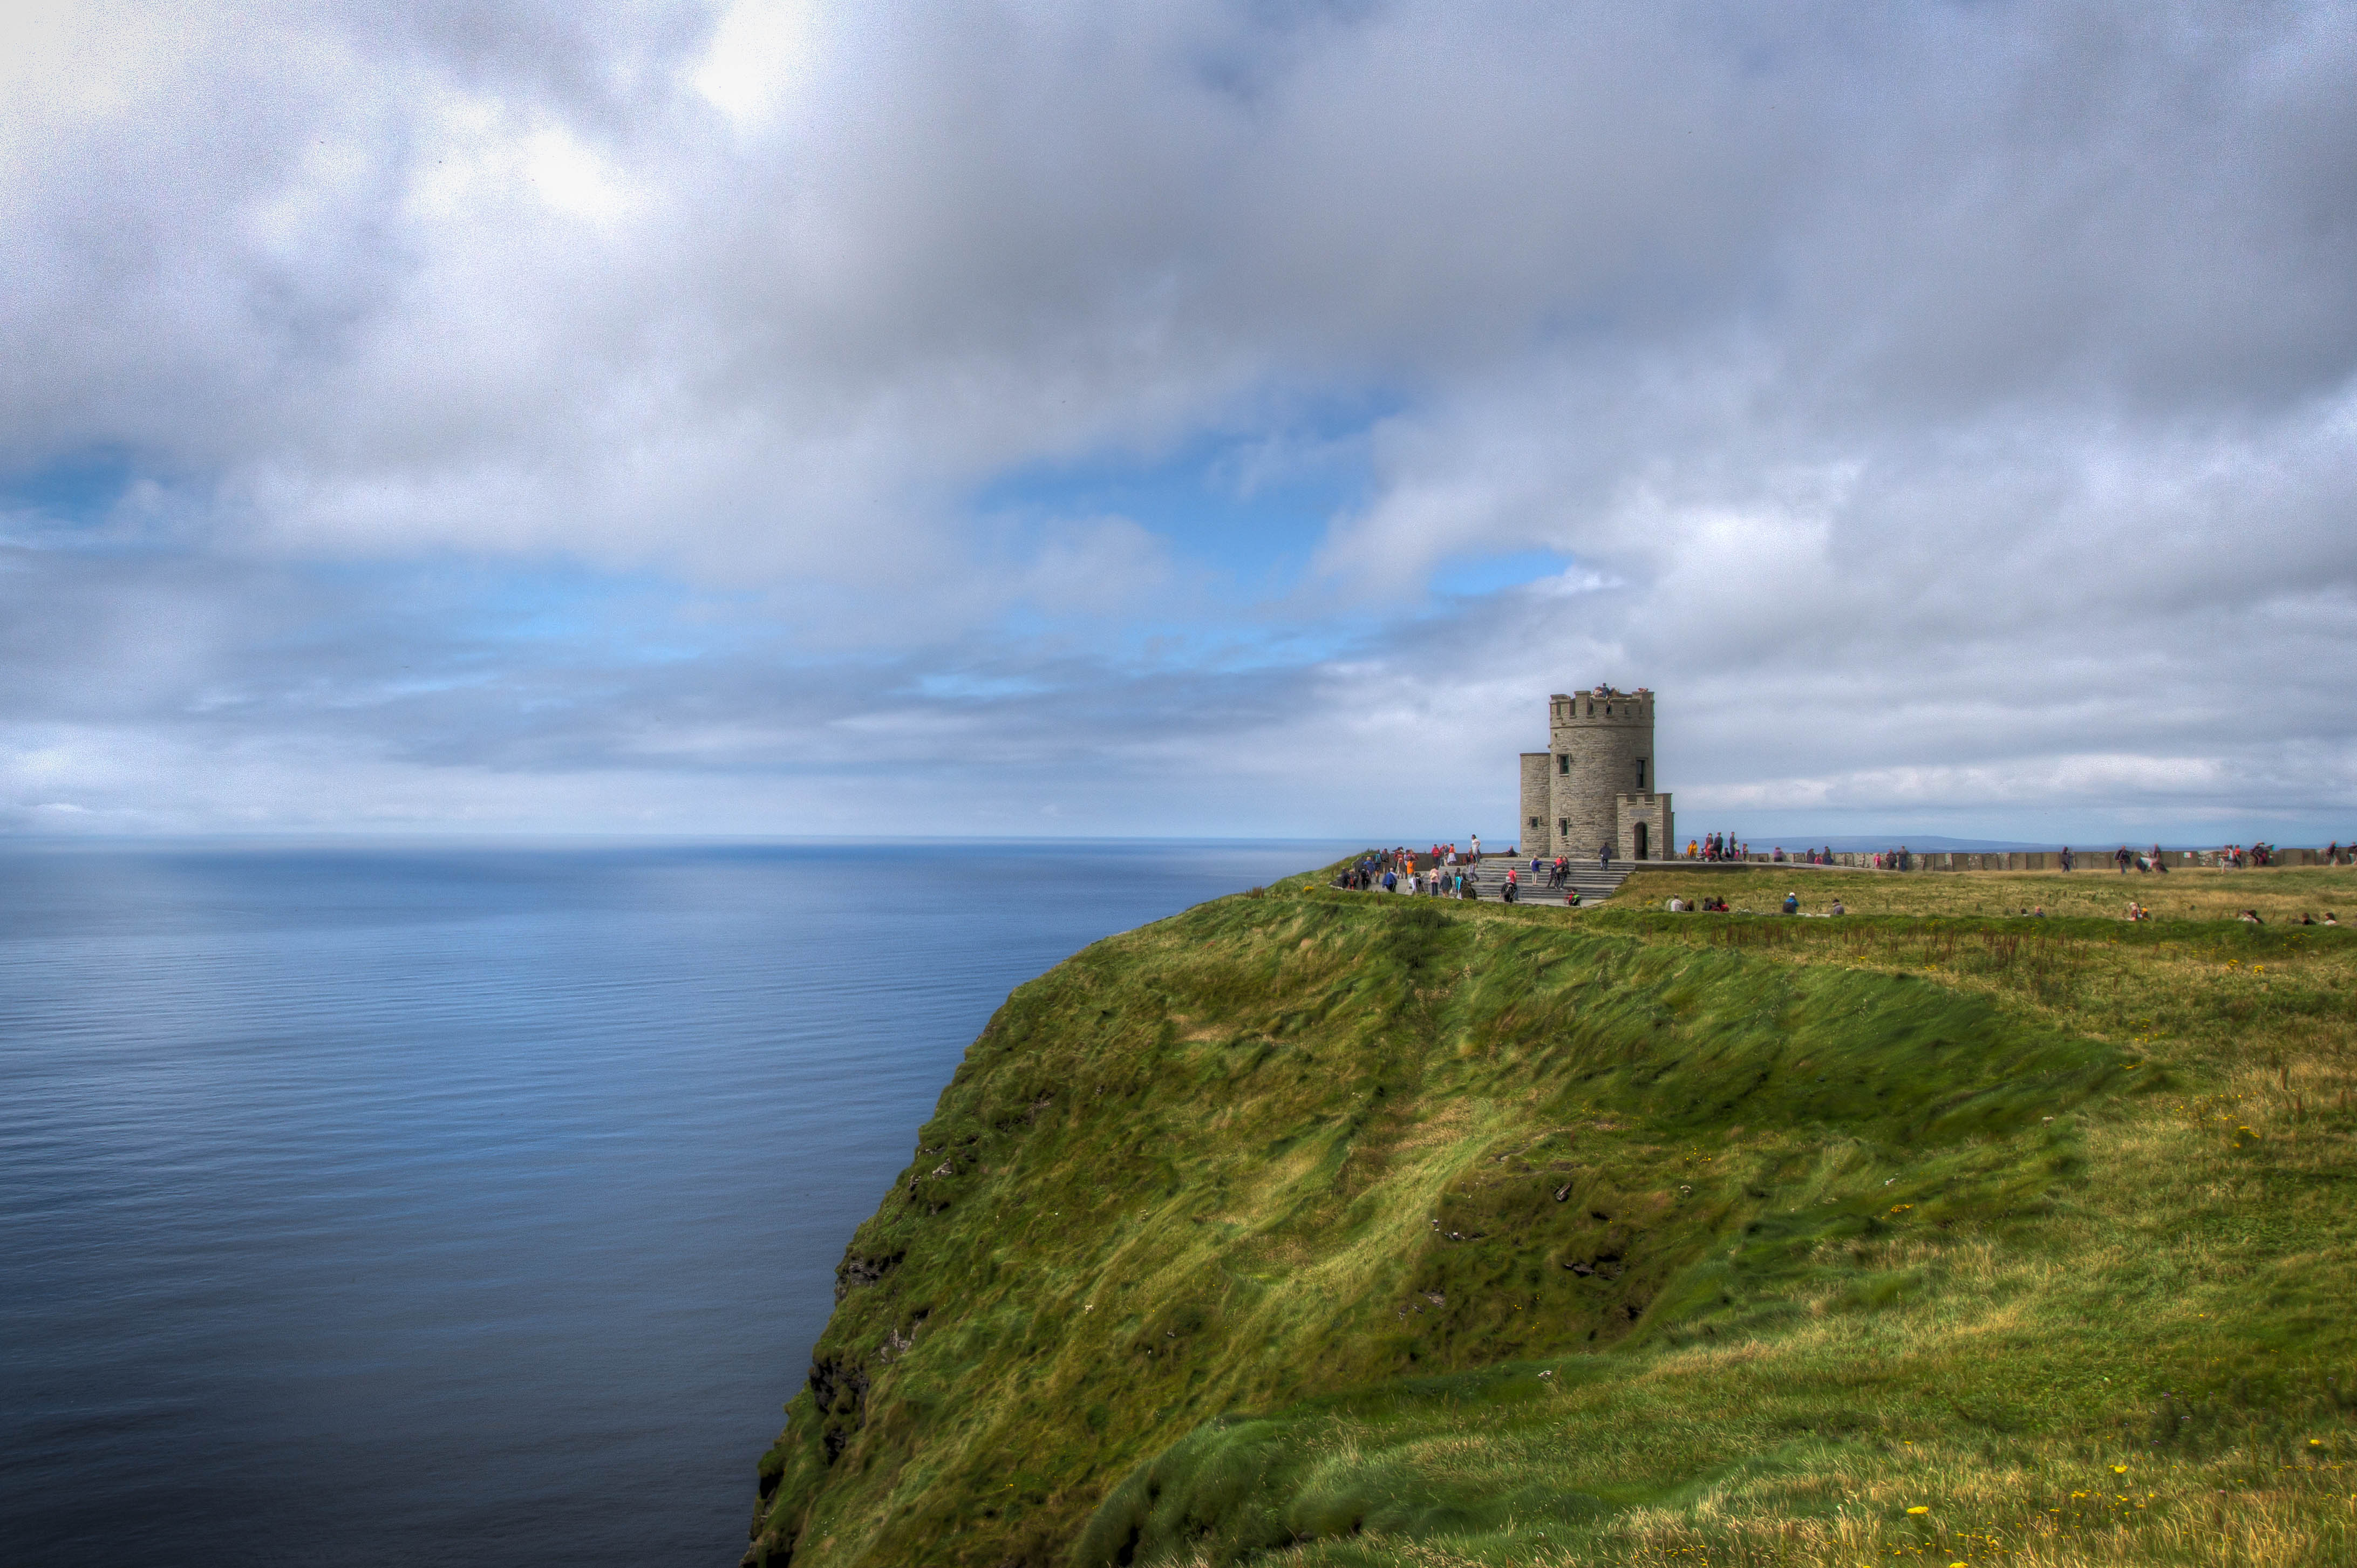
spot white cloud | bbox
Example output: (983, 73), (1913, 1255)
(1, 1), (2354, 839)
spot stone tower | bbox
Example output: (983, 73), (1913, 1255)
(1517, 686), (1674, 861)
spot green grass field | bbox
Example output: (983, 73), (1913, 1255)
(746, 864), (2357, 1568)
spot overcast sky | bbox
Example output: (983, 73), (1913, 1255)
(3, 0), (2353, 844)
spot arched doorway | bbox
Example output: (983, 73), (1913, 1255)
(1634, 822), (1650, 860)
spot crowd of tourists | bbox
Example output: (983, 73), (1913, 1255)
(1332, 840), (1611, 905)
(1334, 843), (1479, 899)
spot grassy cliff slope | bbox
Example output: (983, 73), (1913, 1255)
(747, 867), (2357, 1568)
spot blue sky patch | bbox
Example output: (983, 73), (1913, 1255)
(972, 400), (1395, 599)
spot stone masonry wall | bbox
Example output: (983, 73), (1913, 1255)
(1547, 688), (1653, 858)
(1684, 848), (2349, 870)
(1518, 754), (1551, 854)
(1616, 792), (1673, 863)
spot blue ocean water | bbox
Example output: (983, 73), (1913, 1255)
(0, 840), (1344, 1566)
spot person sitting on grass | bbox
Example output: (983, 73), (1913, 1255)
(1829, 898), (1845, 916)
(1782, 891), (1799, 915)
(2240, 909), (2264, 924)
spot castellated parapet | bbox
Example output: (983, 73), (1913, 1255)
(1516, 686), (1674, 860)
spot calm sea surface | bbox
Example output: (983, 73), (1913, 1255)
(0, 840), (1346, 1566)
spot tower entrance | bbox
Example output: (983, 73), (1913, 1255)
(1634, 821), (1649, 860)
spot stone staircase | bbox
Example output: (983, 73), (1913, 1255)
(1464, 853), (1635, 906)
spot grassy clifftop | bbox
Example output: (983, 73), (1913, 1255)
(747, 867), (2357, 1568)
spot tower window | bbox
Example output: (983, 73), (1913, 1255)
(1558, 818), (1568, 836)
(1636, 758), (1646, 790)
(1556, 753), (1569, 775)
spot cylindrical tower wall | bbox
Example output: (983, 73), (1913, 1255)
(1548, 690), (1655, 858)
(1518, 753), (1551, 855)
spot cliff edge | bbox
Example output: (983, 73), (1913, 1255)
(747, 870), (2357, 1567)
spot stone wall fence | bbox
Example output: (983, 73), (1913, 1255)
(1688, 847), (2352, 871)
